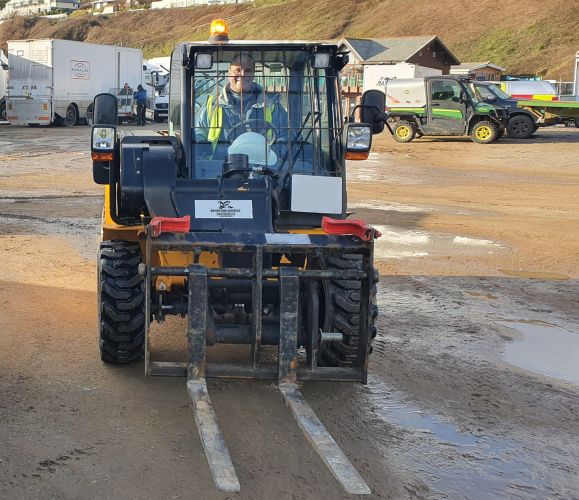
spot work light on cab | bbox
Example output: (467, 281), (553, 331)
(209, 19), (229, 43)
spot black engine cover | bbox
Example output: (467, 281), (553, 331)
(173, 177), (273, 234)
(118, 137), (273, 233)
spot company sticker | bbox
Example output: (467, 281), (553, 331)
(32, 50), (48, 62)
(195, 200), (253, 219)
(70, 60), (90, 80)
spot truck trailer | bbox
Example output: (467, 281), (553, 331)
(0, 50), (8, 121)
(6, 39), (142, 126)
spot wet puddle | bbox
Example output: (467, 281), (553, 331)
(347, 153), (422, 185)
(365, 376), (552, 498)
(372, 224), (502, 259)
(499, 320), (579, 385)
(347, 200), (503, 260)
(366, 376), (478, 446)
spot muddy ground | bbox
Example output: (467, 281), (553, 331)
(0, 124), (578, 499)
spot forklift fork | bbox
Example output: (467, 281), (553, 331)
(146, 263), (370, 494)
(190, 266), (370, 494)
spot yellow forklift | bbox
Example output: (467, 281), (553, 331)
(91, 20), (381, 494)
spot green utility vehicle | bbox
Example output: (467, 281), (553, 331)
(382, 76), (507, 143)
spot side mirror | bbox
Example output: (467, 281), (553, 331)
(485, 94), (496, 102)
(91, 93), (118, 184)
(93, 93), (118, 125)
(360, 90), (386, 134)
(345, 123), (372, 160)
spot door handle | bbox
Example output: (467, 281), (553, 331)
(432, 103), (441, 106)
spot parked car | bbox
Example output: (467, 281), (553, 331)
(480, 81), (579, 132)
(472, 82), (538, 139)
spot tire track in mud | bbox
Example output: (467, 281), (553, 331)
(0, 212), (98, 231)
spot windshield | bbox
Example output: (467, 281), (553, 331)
(158, 82), (169, 96)
(481, 83), (511, 100)
(190, 49), (341, 180)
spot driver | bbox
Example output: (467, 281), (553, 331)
(195, 53), (288, 161)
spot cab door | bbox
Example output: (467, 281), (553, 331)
(425, 79), (467, 135)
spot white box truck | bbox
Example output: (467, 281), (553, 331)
(6, 39), (142, 126)
(362, 63), (442, 94)
(142, 59), (169, 123)
(0, 49), (8, 122)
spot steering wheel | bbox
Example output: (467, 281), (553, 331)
(221, 166), (278, 180)
(229, 118), (277, 146)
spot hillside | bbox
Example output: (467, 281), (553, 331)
(1, 0), (578, 79)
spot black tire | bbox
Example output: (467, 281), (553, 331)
(64, 104), (78, 127)
(507, 114), (535, 139)
(86, 104), (94, 126)
(392, 120), (416, 143)
(317, 254), (378, 367)
(574, 118), (579, 129)
(98, 240), (145, 364)
(0, 100), (6, 121)
(471, 120), (498, 144)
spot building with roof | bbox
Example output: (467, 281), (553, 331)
(0, 0), (78, 19)
(90, 0), (121, 14)
(338, 36), (460, 114)
(450, 61), (506, 81)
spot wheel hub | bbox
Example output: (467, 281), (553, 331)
(476, 126), (492, 140)
(396, 126), (410, 139)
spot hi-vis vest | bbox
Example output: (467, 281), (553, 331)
(206, 94), (275, 151)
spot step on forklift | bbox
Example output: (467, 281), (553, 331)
(91, 20), (383, 494)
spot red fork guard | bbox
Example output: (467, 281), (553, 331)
(150, 215), (191, 237)
(321, 217), (382, 242)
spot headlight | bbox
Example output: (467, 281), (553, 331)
(91, 125), (116, 161)
(346, 124), (372, 151)
(92, 126), (115, 150)
(345, 123), (372, 160)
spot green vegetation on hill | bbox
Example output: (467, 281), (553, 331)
(1, 0), (577, 79)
